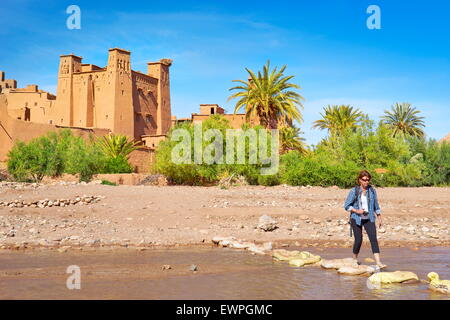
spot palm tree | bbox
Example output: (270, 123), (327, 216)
(97, 134), (141, 159)
(312, 105), (365, 136)
(279, 125), (308, 155)
(381, 103), (425, 138)
(228, 60), (304, 129)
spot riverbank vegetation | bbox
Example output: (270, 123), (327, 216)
(153, 114), (449, 187)
(7, 130), (137, 182)
(153, 61), (448, 187)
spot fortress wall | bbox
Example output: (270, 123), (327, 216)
(128, 147), (155, 173)
(0, 95), (58, 160)
(3, 90), (56, 124)
(0, 95), (110, 161)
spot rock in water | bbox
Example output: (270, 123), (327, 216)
(189, 264), (198, 272)
(288, 254), (321, 267)
(262, 242), (273, 251)
(337, 265), (376, 276)
(247, 244), (266, 255)
(257, 215), (278, 232)
(368, 271), (419, 284)
(273, 249), (321, 266)
(211, 236), (236, 247)
(427, 272), (450, 294)
(321, 258), (358, 269)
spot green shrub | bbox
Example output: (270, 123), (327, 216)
(7, 133), (63, 182)
(6, 130), (136, 183)
(154, 116), (280, 185)
(101, 180), (117, 186)
(280, 151), (359, 188)
(101, 155), (133, 174)
(58, 133), (105, 182)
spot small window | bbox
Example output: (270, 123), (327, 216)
(211, 107), (215, 115)
(34, 102), (38, 106)
(106, 115), (108, 120)
(122, 90), (124, 96)
(49, 120), (53, 124)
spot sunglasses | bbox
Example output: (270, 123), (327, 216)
(360, 178), (370, 182)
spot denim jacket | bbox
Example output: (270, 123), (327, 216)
(343, 185), (381, 226)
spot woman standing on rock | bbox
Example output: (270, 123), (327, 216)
(344, 170), (387, 269)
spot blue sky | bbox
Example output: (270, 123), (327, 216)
(1, 0), (449, 145)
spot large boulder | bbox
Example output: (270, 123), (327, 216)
(337, 265), (376, 276)
(211, 236), (272, 255)
(427, 272), (450, 294)
(321, 258), (358, 269)
(258, 215), (278, 232)
(288, 254), (321, 267)
(273, 249), (321, 267)
(273, 249), (303, 261)
(368, 271), (419, 284)
(212, 236), (237, 247)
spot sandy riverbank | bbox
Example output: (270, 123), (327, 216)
(0, 182), (449, 251)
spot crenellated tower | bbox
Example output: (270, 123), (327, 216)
(54, 54), (82, 126)
(107, 48), (134, 138)
(147, 59), (172, 135)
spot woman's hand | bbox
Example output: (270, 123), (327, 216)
(353, 209), (365, 215)
(377, 216), (383, 228)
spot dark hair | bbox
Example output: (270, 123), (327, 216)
(356, 170), (372, 185)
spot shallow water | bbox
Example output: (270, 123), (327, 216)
(0, 246), (449, 300)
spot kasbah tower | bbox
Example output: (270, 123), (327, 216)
(54, 48), (172, 146)
(0, 48), (173, 167)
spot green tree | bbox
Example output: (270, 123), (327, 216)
(7, 132), (65, 182)
(96, 134), (141, 159)
(312, 105), (366, 136)
(279, 125), (308, 155)
(381, 102), (425, 138)
(228, 60), (304, 129)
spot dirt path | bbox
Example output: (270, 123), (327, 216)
(0, 183), (449, 250)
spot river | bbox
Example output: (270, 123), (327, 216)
(0, 246), (449, 299)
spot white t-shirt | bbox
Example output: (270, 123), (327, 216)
(360, 192), (369, 219)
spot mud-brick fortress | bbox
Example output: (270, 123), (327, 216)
(0, 48), (173, 169)
(0, 47), (266, 171)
